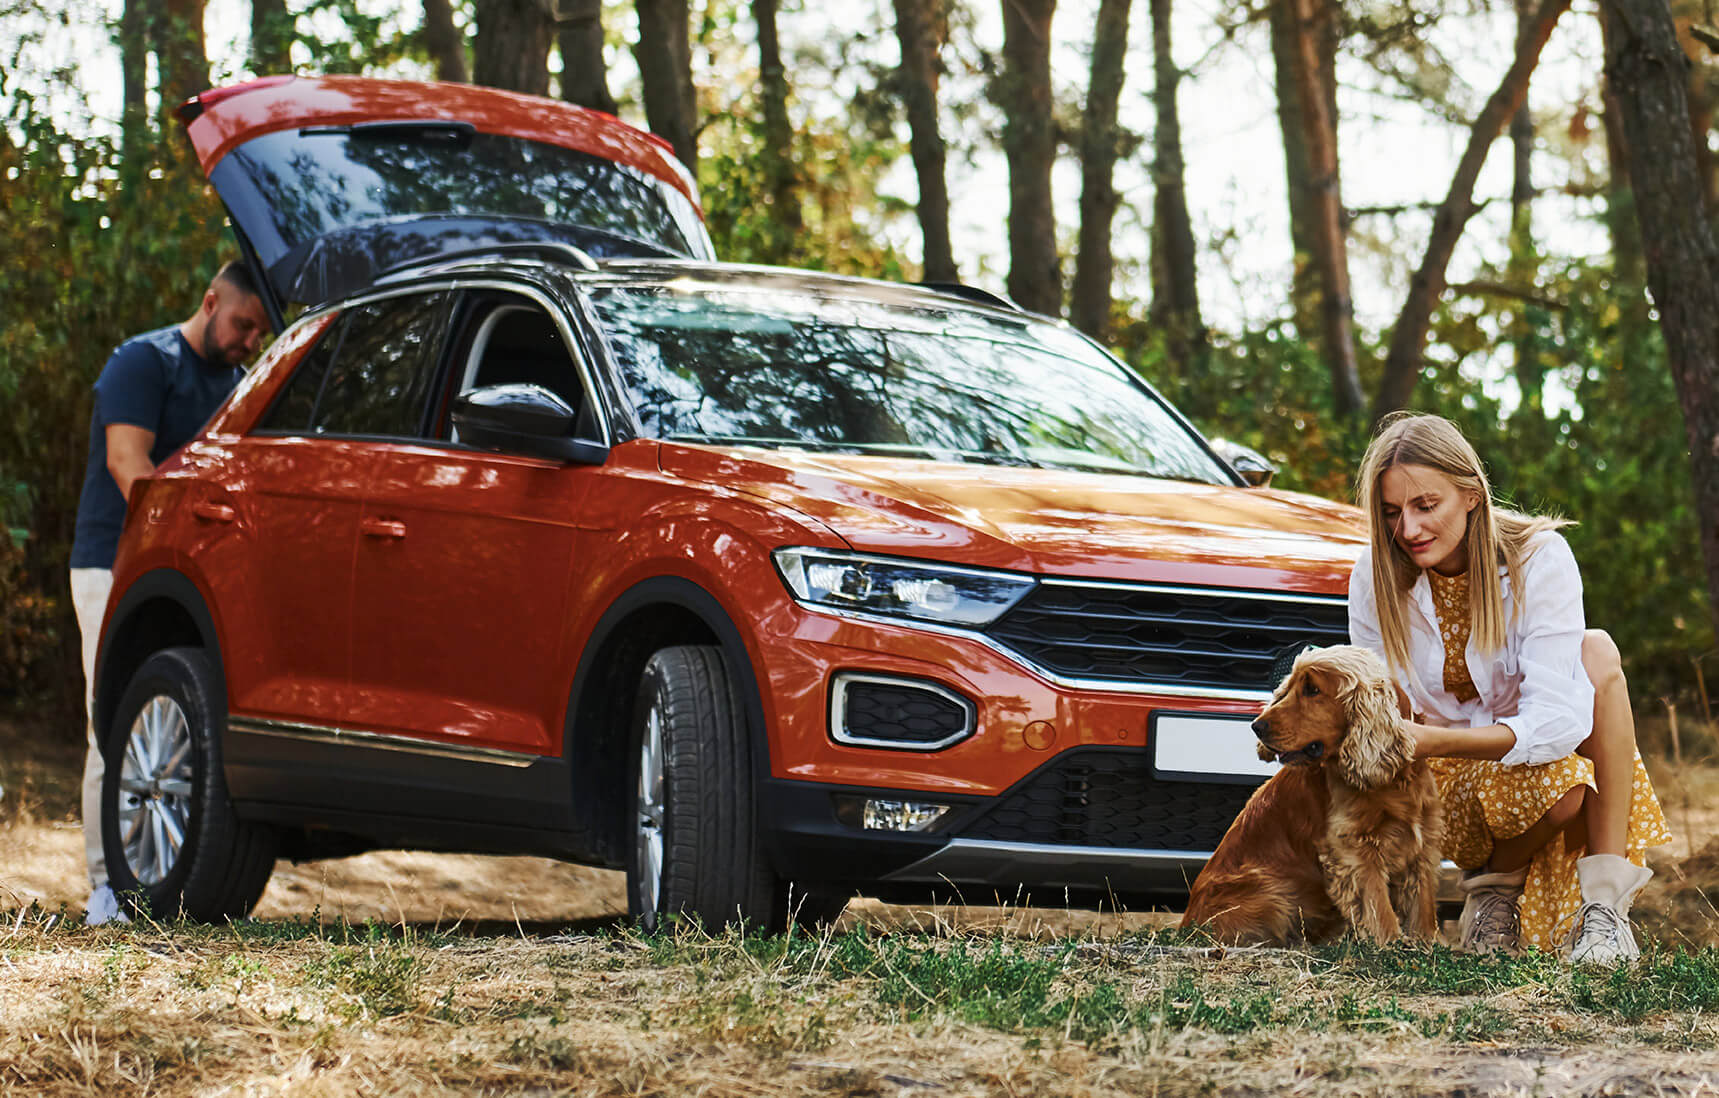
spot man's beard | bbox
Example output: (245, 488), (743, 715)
(201, 322), (241, 368)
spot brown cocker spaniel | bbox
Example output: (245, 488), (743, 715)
(1181, 645), (1444, 946)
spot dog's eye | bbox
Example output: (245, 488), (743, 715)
(1302, 679), (1320, 697)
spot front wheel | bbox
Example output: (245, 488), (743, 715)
(627, 645), (780, 931)
(101, 647), (277, 921)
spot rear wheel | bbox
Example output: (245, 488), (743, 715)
(627, 645), (780, 931)
(101, 647), (277, 921)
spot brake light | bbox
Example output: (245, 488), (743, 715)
(175, 75), (297, 124)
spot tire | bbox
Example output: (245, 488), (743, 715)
(627, 645), (781, 931)
(100, 647), (277, 922)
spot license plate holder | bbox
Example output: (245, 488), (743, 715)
(1151, 711), (1278, 785)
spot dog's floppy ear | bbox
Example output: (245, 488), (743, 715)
(1335, 656), (1414, 790)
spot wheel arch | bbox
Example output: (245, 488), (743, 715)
(562, 576), (768, 866)
(95, 569), (226, 750)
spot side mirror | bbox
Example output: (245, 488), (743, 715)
(1208, 438), (1277, 488)
(452, 383), (609, 465)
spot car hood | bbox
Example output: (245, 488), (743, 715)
(177, 75), (712, 322)
(659, 443), (1365, 594)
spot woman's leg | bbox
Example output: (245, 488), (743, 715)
(1489, 785), (1587, 872)
(1577, 629), (1634, 858)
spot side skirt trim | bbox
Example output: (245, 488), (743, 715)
(228, 716), (540, 768)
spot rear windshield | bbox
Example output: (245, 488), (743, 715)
(214, 127), (711, 268)
(587, 282), (1234, 484)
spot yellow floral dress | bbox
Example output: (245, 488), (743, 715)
(1424, 568), (1671, 950)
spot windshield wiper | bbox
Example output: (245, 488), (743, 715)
(300, 120), (476, 146)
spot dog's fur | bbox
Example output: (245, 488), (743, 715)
(1180, 645), (1444, 945)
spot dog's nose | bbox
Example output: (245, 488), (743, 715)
(1251, 716), (1270, 737)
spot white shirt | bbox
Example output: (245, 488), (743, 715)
(1347, 531), (1593, 767)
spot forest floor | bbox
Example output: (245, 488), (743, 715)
(6, 713), (1719, 1096)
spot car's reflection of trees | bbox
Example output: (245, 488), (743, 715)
(234, 133), (687, 259)
(603, 301), (1223, 482)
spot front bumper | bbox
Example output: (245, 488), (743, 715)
(760, 744), (1263, 908)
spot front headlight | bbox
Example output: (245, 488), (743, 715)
(772, 548), (1036, 627)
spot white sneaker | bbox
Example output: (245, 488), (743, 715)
(85, 884), (131, 927)
(1564, 855), (1653, 964)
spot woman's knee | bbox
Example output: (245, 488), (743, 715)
(1582, 629), (1626, 694)
(1545, 785), (1588, 829)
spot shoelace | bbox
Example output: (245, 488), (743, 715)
(1465, 889), (1521, 948)
(1566, 901), (1637, 959)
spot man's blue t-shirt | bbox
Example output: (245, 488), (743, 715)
(70, 327), (244, 569)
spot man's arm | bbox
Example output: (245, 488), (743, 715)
(106, 423), (157, 503)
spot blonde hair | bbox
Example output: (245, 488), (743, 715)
(1356, 414), (1570, 677)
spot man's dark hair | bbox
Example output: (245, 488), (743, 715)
(212, 259), (263, 300)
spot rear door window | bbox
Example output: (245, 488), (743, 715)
(257, 292), (452, 438)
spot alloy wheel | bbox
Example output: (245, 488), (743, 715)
(116, 694), (194, 886)
(634, 703), (666, 919)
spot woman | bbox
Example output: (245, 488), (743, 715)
(1348, 414), (1670, 961)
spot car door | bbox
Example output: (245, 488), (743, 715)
(343, 286), (597, 756)
(197, 310), (374, 731)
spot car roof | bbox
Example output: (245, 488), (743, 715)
(378, 255), (1033, 320)
(177, 75), (697, 204)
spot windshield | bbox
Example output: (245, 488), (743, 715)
(587, 282), (1234, 483)
(211, 127), (713, 275)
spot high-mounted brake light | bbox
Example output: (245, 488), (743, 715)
(175, 75), (297, 124)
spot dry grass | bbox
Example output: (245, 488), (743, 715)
(7, 713), (1719, 1096)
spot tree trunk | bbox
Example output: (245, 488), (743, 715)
(1600, 68), (1651, 343)
(1071, 0), (1132, 342)
(1145, 0), (1204, 367)
(635, 0), (698, 173)
(423, 0), (470, 84)
(753, 0), (800, 248)
(1600, 0), (1719, 650)
(1286, 0), (1363, 417)
(156, 0), (209, 119)
(1509, 0), (1542, 409)
(998, 0), (1060, 315)
(1269, 0), (1337, 349)
(250, 0), (292, 74)
(1675, 17), (1717, 211)
(474, 0), (553, 95)
(120, 0), (150, 155)
(559, 0), (615, 113)
(893, 0), (957, 282)
(1372, 0), (1572, 421)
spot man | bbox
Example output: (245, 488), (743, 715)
(69, 260), (270, 925)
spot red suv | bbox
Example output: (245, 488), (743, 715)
(94, 82), (1363, 930)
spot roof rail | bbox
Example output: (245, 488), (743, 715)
(376, 241), (601, 280)
(917, 281), (1023, 312)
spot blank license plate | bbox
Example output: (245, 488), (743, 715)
(1151, 713), (1279, 785)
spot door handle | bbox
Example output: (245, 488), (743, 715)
(192, 501), (236, 524)
(360, 517), (408, 539)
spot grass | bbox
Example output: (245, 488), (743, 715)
(8, 911), (1719, 1095)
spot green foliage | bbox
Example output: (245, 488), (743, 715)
(693, 11), (912, 276)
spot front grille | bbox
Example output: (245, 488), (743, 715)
(986, 580), (1348, 689)
(961, 748), (1255, 852)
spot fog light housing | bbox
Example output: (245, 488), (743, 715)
(862, 798), (950, 833)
